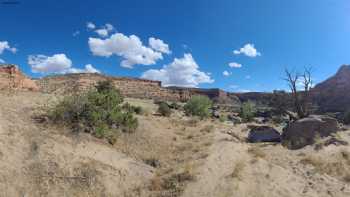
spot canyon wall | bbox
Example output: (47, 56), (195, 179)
(0, 64), (39, 91)
(34, 73), (234, 102)
(0, 64), (235, 103)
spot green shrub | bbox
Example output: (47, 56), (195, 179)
(219, 115), (228, 122)
(122, 102), (143, 115)
(47, 80), (138, 140)
(184, 96), (212, 119)
(344, 110), (350, 125)
(169, 102), (181, 110)
(158, 102), (171, 117)
(239, 101), (256, 122)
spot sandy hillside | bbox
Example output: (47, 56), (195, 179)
(0, 91), (349, 197)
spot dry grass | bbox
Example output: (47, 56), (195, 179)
(150, 167), (195, 197)
(200, 125), (214, 133)
(343, 173), (350, 183)
(300, 151), (350, 182)
(247, 146), (266, 159)
(230, 161), (245, 180)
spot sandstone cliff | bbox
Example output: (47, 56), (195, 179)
(312, 65), (350, 112)
(0, 64), (39, 91)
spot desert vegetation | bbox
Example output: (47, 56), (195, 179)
(184, 95), (212, 119)
(0, 65), (350, 197)
(46, 80), (138, 140)
(239, 101), (256, 122)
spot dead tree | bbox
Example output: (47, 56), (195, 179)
(284, 67), (313, 119)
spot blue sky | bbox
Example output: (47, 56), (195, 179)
(0, 0), (350, 92)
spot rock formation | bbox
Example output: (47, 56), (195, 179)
(312, 65), (350, 112)
(0, 64), (39, 91)
(35, 73), (240, 103)
(282, 115), (339, 149)
(247, 125), (281, 143)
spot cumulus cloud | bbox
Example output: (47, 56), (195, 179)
(65, 64), (100, 74)
(28, 53), (100, 74)
(86, 22), (96, 30)
(0, 41), (17, 54)
(0, 58), (5, 63)
(141, 53), (214, 87)
(228, 62), (242, 68)
(104, 23), (114, 32)
(89, 33), (165, 68)
(94, 23), (115, 37)
(28, 54), (72, 73)
(149, 37), (171, 54)
(223, 70), (231, 76)
(95, 29), (109, 37)
(233, 43), (261, 57)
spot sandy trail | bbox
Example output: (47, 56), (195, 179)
(181, 125), (350, 197)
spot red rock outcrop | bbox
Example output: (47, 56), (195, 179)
(0, 64), (39, 91)
(312, 65), (350, 112)
(35, 73), (237, 102)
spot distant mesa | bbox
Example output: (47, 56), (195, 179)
(1, 63), (350, 112)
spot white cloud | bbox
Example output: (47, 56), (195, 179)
(94, 23), (115, 37)
(141, 53), (214, 87)
(105, 23), (114, 31)
(28, 54), (72, 73)
(87, 22), (96, 30)
(149, 37), (171, 54)
(95, 29), (109, 37)
(28, 53), (101, 75)
(73, 31), (80, 37)
(233, 43), (261, 57)
(66, 64), (100, 74)
(89, 33), (165, 68)
(245, 75), (251, 79)
(228, 62), (242, 68)
(0, 41), (17, 54)
(238, 89), (252, 93)
(0, 58), (5, 63)
(223, 70), (231, 76)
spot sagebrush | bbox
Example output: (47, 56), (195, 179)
(47, 80), (138, 139)
(239, 101), (256, 122)
(184, 96), (212, 119)
(158, 102), (172, 117)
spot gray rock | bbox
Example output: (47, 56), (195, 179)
(282, 115), (340, 150)
(247, 126), (281, 143)
(228, 114), (242, 124)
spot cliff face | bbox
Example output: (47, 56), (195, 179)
(0, 64), (39, 91)
(312, 65), (350, 112)
(35, 73), (236, 103)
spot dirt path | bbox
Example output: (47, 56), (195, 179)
(181, 125), (350, 197)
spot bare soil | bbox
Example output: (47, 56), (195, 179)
(0, 91), (349, 197)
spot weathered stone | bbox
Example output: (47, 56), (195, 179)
(247, 126), (281, 143)
(0, 64), (39, 91)
(312, 65), (350, 112)
(228, 114), (241, 124)
(281, 115), (340, 150)
(35, 73), (231, 102)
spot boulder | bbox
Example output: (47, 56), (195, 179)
(281, 115), (340, 150)
(247, 126), (281, 143)
(228, 114), (242, 124)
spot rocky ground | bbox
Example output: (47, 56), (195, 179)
(0, 91), (349, 197)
